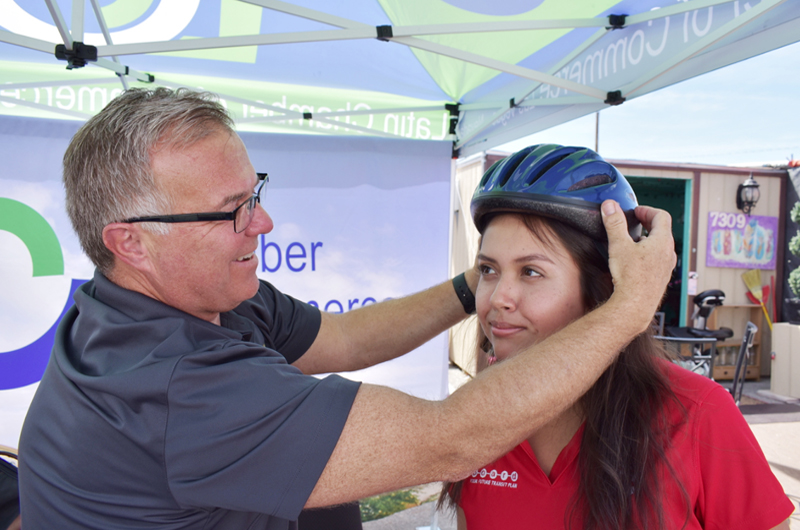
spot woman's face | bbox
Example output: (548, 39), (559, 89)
(476, 214), (586, 361)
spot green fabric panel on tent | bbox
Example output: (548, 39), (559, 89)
(0, 60), (450, 140)
(378, 0), (618, 100)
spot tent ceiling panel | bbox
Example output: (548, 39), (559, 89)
(455, 0), (800, 155)
(377, 0), (621, 100)
(0, 0), (797, 155)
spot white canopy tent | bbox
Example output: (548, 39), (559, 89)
(1, 0), (799, 157)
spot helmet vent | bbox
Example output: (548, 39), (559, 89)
(499, 153), (530, 187)
(479, 159), (502, 187)
(567, 173), (613, 191)
(525, 154), (571, 186)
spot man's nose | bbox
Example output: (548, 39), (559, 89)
(247, 203), (273, 235)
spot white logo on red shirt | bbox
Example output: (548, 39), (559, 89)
(468, 467), (519, 489)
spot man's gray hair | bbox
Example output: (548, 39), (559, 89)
(63, 87), (235, 274)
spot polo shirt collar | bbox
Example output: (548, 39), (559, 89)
(89, 270), (256, 342)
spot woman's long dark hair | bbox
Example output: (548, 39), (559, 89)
(440, 214), (688, 530)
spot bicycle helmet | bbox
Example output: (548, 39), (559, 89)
(471, 144), (641, 242)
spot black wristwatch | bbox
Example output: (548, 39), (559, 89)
(452, 272), (476, 315)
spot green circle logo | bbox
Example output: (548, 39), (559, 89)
(0, 198), (76, 390)
(0, 197), (64, 277)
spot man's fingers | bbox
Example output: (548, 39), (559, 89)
(601, 200), (634, 289)
(636, 206), (676, 269)
(601, 200), (631, 245)
(602, 201), (677, 330)
(635, 205), (671, 235)
(634, 205), (657, 225)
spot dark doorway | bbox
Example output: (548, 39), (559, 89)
(627, 177), (688, 328)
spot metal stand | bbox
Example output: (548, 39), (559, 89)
(655, 335), (717, 379)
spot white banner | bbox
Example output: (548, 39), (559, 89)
(0, 116), (453, 447)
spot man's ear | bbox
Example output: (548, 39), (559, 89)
(102, 223), (152, 271)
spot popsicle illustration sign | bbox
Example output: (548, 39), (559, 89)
(706, 212), (777, 270)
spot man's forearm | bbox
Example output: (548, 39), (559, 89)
(294, 268), (479, 374)
(308, 288), (651, 507)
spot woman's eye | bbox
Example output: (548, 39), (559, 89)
(523, 267), (541, 278)
(479, 264), (495, 275)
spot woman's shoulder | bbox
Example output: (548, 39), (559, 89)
(657, 358), (733, 410)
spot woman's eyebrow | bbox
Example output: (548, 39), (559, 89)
(514, 253), (554, 264)
(477, 252), (555, 264)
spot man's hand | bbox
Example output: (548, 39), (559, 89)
(601, 200), (676, 333)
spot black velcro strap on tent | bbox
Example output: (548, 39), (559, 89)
(376, 25), (393, 41)
(604, 90), (625, 106)
(607, 14), (626, 29)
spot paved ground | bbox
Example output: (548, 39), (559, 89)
(733, 378), (800, 528)
(362, 367), (800, 529)
(362, 501), (456, 530)
(750, 421), (800, 528)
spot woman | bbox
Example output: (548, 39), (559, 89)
(441, 144), (792, 530)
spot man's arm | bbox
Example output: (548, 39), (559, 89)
(304, 201), (677, 507)
(292, 266), (479, 375)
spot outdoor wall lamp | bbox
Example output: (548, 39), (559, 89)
(736, 174), (760, 215)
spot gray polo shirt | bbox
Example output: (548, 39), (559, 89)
(19, 271), (361, 529)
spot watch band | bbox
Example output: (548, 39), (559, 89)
(452, 272), (476, 315)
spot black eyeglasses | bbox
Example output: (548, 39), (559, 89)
(123, 173), (268, 234)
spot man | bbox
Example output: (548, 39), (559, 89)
(19, 88), (676, 529)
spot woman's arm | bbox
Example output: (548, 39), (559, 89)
(769, 519), (790, 530)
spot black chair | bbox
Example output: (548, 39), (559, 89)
(656, 334), (717, 379)
(730, 322), (758, 406)
(663, 289), (735, 378)
(665, 289), (734, 342)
